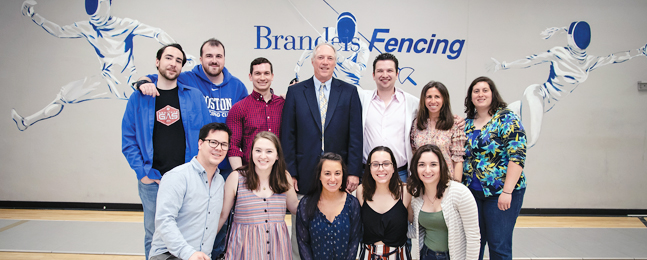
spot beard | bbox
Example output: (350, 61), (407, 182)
(203, 63), (223, 78)
(159, 68), (179, 81)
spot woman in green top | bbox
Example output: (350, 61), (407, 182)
(408, 144), (480, 260)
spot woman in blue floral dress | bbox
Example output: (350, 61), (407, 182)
(462, 76), (527, 260)
(295, 153), (362, 260)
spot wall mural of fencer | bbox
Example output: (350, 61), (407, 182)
(11, 0), (195, 131)
(292, 0), (421, 88)
(293, 11), (370, 87)
(3, 0), (645, 208)
(488, 21), (647, 147)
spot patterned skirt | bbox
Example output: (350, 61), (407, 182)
(358, 243), (412, 260)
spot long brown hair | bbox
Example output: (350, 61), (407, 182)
(407, 144), (450, 199)
(416, 81), (454, 131)
(464, 76), (507, 119)
(304, 153), (348, 221)
(362, 146), (402, 201)
(242, 131), (290, 194)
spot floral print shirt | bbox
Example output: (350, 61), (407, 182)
(296, 194), (362, 260)
(410, 118), (467, 179)
(462, 108), (527, 196)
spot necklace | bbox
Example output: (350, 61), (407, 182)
(262, 187), (267, 190)
(425, 193), (437, 206)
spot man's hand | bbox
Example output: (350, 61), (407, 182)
(140, 176), (160, 185)
(22, 0), (36, 17)
(453, 115), (465, 128)
(139, 82), (160, 97)
(346, 175), (359, 193)
(289, 78), (299, 87)
(292, 177), (299, 192)
(188, 251), (210, 260)
(229, 157), (243, 172)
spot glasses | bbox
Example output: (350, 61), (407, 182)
(370, 162), (393, 169)
(204, 139), (229, 150)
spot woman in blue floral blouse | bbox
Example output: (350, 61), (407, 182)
(295, 153), (362, 260)
(462, 76), (527, 260)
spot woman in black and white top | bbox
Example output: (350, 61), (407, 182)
(357, 146), (412, 260)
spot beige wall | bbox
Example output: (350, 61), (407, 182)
(1, 0), (646, 209)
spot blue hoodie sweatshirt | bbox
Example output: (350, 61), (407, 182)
(148, 65), (248, 170)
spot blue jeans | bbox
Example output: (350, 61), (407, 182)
(138, 180), (159, 260)
(420, 244), (450, 260)
(398, 168), (408, 183)
(470, 188), (525, 260)
(396, 167), (412, 250)
(219, 167), (233, 181)
(211, 167), (233, 257)
(211, 217), (230, 257)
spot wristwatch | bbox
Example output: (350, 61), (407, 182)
(132, 80), (151, 91)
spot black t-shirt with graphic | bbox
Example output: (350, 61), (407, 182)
(152, 87), (186, 176)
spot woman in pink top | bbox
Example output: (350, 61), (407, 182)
(410, 81), (466, 181)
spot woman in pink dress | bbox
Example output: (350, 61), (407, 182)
(410, 81), (466, 181)
(218, 131), (299, 259)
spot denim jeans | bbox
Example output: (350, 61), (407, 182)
(470, 188), (525, 260)
(211, 167), (233, 257)
(420, 243), (450, 260)
(211, 217), (229, 257)
(138, 180), (159, 260)
(219, 167), (233, 181)
(398, 168), (408, 183)
(149, 252), (179, 260)
(291, 193), (305, 260)
(396, 168), (413, 250)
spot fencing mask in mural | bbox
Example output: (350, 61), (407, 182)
(337, 12), (357, 44)
(568, 21), (591, 50)
(87, 0), (112, 25)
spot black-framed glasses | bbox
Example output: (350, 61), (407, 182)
(370, 162), (393, 169)
(204, 139), (229, 150)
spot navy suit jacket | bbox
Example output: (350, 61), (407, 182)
(280, 77), (363, 195)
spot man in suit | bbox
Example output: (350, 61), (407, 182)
(281, 42), (363, 260)
(281, 42), (363, 194)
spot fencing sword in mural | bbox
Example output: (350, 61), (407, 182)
(294, 12), (370, 86)
(488, 21), (647, 147)
(12, 0), (187, 131)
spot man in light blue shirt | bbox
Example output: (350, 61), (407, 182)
(149, 123), (231, 260)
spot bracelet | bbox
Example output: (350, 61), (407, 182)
(133, 80), (151, 90)
(501, 190), (512, 195)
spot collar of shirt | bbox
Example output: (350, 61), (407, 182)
(251, 89), (275, 103)
(189, 156), (220, 181)
(314, 78), (333, 100)
(370, 87), (404, 104)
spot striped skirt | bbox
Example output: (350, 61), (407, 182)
(358, 243), (412, 260)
